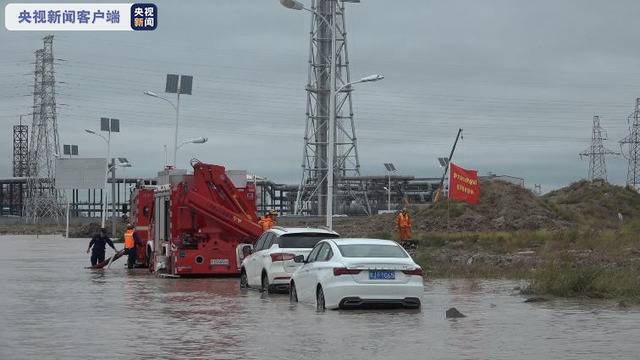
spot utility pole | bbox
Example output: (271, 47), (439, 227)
(579, 115), (618, 182)
(620, 99), (640, 190)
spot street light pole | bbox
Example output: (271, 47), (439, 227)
(173, 91), (181, 167)
(111, 158), (116, 236)
(326, 2), (337, 230)
(107, 160), (132, 236)
(85, 128), (110, 229)
(144, 90), (178, 166)
(388, 174), (391, 211)
(105, 132), (110, 229)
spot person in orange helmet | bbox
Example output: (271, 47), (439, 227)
(396, 208), (412, 243)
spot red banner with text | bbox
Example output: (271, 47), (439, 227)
(449, 163), (480, 204)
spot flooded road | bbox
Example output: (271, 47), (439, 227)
(1, 235), (639, 360)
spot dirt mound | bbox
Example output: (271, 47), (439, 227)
(543, 180), (640, 228)
(409, 180), (568, 232)
(281, 179), (568, 235)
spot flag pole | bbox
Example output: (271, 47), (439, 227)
(447, 193), (450, 231)
(435, 128), (463, 202)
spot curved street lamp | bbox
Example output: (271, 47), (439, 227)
(144, 90), (181, 167)
(178, 136), (208, 149)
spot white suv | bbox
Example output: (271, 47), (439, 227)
(240, 227), (340, 293)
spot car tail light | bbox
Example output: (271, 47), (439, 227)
(270, 253), (296, 262)
(402, 267), (423, 276)
(333, 267), (362, 276)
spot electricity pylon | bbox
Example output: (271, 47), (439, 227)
(620, 98), (640, 190)
(579, 115), (618, 182)
(295, 0), (369, 215)
(24, 35), (63, 223)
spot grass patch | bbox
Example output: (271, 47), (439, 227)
(411, 227), (640, 301)
(528, 262), (640, 301)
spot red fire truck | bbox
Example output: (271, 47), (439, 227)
(131, 161), (263, 276)
(129, 186), (155, 267)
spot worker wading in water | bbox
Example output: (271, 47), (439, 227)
(87, 227), (118, 266)
(124, 224), (141, 269)
(258, 210), (278, 231)
(396, 209), (412, 244)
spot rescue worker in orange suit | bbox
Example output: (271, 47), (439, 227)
(396, 209), (412, 243)
(87, 227), (118, 267)
(258, 211), (278, 231)
(123, 224), (141, 269)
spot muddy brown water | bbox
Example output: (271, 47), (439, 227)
(1, 235), (638, 360)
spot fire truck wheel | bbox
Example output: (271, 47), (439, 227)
(261, 272), (270, 293)
(240, 270), (249, 289)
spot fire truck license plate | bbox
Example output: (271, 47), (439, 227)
(210, 259), (229, 265)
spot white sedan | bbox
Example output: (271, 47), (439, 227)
(240, 227), (339, 292)
(289, 238), (424, 310)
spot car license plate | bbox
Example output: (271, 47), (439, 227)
(369, 270), (395, 280)
(210, 258), (229, 265)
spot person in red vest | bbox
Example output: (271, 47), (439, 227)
(123, 224), (141, 269)
(395, 209), (412, 243)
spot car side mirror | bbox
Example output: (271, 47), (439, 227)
(242, 245), (253, 257)
(293, 255), (305, 263)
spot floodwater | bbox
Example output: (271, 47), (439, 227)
(1, 236), (639, 360)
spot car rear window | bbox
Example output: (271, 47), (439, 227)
(337, 244), (408, 258)
(277, 233), (339, 248)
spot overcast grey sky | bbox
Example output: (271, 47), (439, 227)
(2, 0), (639, 192)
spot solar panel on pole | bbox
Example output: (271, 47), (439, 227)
(63, 144), (71, 155)
(100, 117), (110, 131)
(71, 145), (78, 155)
(165, 74), (179, 93)
(179, 75), (193, 95)
(110, 118), (120, 132)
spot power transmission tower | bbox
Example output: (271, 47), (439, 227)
(24, 35), (63, 223)
(534, 184), (542, 196)
(295, 0), (369, 215)
(13, 115), (29, 177)
(620, 98), (640, 190)
(579, 115), (618, 182)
